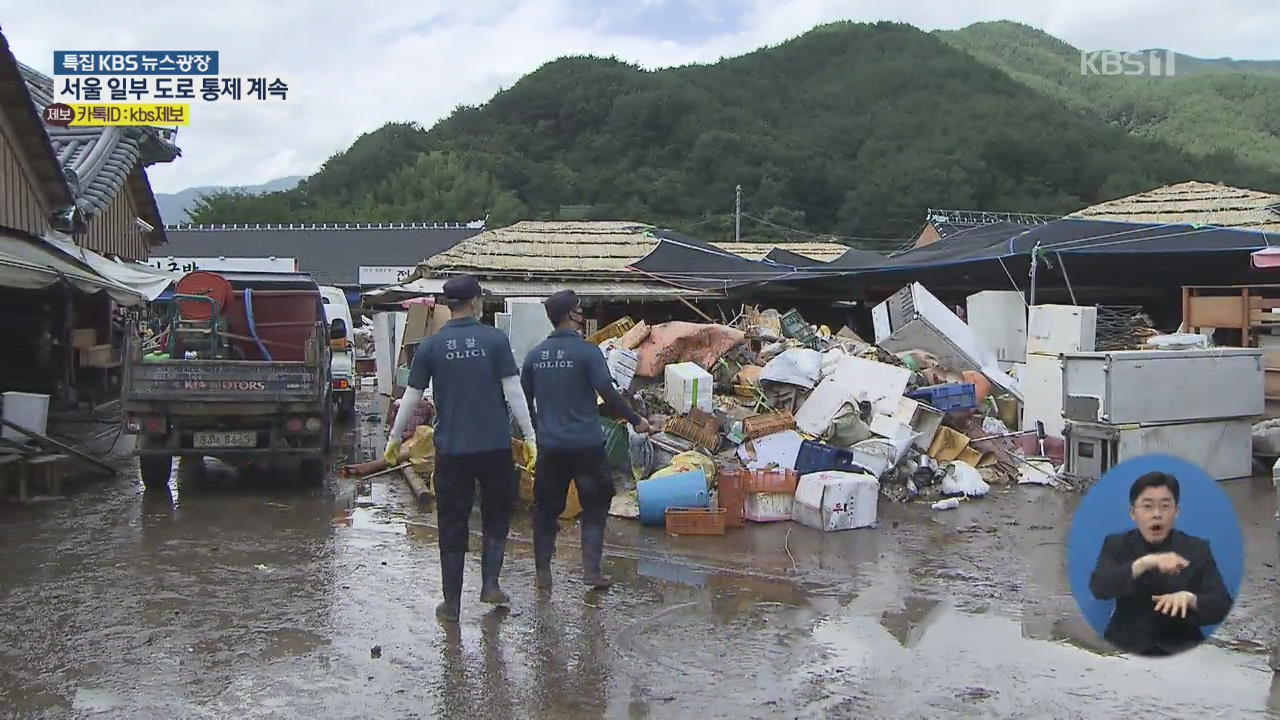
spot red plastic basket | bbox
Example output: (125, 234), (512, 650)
(665, 507), (728, 535)
(717, 471), (746, 528)
(739, 468), (799, 494)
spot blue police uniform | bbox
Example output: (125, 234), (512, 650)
(408, 316), (519, 554)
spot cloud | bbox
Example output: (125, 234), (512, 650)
(3, 0), (1276, 195)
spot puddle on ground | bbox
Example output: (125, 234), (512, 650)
(72, 687), (126, 714)
(807, 602), (1278, 718)
(2, 394), (1276, 719)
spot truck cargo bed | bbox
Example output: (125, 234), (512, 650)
(125, 360), (321, 403)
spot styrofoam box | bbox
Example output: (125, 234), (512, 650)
(664, 362), (713, 414)
(1027, 305), (1096, 355)
(792, 471), (879, 531)
(744, 492), (793, 522)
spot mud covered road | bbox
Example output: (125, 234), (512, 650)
(0, 406), (1277, 719)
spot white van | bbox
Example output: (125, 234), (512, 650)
(319, 286), (356, 418)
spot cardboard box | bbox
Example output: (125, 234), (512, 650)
(792, 471), (879, 531)
(71, 328), (97, 349)
(891, 396), (944, 452)
(607, 348), (639, 390)
(78, 344), (116, 368)
(927, 426), (971, 463)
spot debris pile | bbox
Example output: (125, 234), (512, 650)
(592, 286), (1067, 537)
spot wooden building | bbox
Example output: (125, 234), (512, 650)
(0, 30), (170, 404)
(17, 64), (177, 260)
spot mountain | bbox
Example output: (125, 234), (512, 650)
(937, 22), (1280, 172)
(1162, 54), (1280, 79)
(188, 21), (1280, 240)
(156, 175), (304, 224)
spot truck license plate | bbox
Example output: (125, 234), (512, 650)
(193, 431), (257, 448)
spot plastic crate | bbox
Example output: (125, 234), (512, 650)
(795, 440), (858, 475)
(586, 316), (636, 345)
(743, 410), (797, 440)
(665, 507), (727, 535)
(665, 416), (721, 451)
(739, 468), (799, 494)
(716, 471), (746, 528)
(780, 309), (809, 337)
(780, 309), (820, 348)
(907, 383), (978, 413)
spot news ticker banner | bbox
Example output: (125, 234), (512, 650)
(40, 51), (288, 128)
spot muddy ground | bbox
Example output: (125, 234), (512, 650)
(0, 397), (1277, 719)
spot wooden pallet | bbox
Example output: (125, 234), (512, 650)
(1183, 284), (1280, 417)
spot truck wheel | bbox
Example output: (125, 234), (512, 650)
(140, 455), (173, 490)
(340, 391), (356, 420)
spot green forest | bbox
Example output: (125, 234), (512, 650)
(190, 21), (1280, 244)
(938, 21), (1280, 174)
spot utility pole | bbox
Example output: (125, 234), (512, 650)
(734, 184), (742, 243)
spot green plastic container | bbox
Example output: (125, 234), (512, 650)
(601, 418), (631, 471)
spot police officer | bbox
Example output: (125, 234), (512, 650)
(521, 290), (650, 590)
(384, 275), (535, 622)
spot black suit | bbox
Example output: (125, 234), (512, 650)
(1089, 528), (1232, 656)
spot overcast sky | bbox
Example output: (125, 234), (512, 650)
(5, 0), (1278, 195)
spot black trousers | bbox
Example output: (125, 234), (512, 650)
(533, 445), (614, 534)
(435, 449), (518, 554)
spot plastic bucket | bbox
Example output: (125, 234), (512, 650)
(637, 469), (709, 526)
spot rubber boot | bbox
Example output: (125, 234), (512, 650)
(580, 520), (613, 589)
(533, 525), (556, 590)
(479, 535), (510, 605)
(436, 551), (465, 623)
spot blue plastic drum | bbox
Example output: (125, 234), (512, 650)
(637, 469), (710, 526)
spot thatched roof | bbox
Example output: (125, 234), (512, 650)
(423, 221), (660, 275)
(710, 242), (850, 261)
(1070, 181), (1280, 233)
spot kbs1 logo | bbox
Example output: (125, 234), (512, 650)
(1080, 49), (1177, 77)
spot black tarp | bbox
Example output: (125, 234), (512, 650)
(628, 230), (806, 290)
(764, 247), (832, 268)
(864, 218), (1277, 273)
(772, 218), (1280, 323)
(827, 246), (893, 270)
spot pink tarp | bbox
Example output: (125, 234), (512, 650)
(633, 321), (746, 378)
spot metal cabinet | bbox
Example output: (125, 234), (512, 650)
(1063, 418), (1254, 484)
(1061, 349), (1264, 425)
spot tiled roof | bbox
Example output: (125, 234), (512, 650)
(162, 224), (481, 285)
(17, 64), (180, 218)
